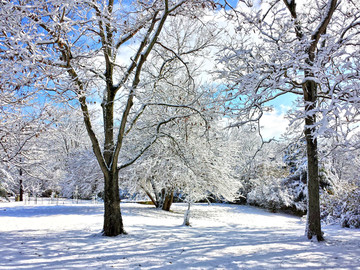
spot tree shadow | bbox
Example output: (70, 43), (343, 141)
(0, 203), (359, 269)
(0, 204), (104, 217)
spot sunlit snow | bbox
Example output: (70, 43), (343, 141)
(0, 200), (359, 269)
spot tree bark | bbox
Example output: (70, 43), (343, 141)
(162, 189), (174, 211)
(150, 177), (160, 207)
(103, 169), (125, 236)
(183, 202), (191, 226)
(19, 169), (23, 202)
(143, 186), (159, 207)
(283, 0), (337, 242)
(303, 79), (323, 241)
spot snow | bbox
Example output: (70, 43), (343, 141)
(0, 201), (359, 270)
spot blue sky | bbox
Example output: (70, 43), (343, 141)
(267, 93), (298, 113)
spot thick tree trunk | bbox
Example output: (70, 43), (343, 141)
(103, 170), (125, 236)
(162, 189), (174, 211)
(305, 132), (323, 241)
(303, 79), (323, 241)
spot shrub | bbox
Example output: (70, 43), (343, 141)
(247, 177), (293, 212)
(321, 183), (360, 228)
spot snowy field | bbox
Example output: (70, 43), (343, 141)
(0, 200), (359, 270)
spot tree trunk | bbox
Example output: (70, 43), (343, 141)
(19, 178), (23, 202)
(142, 187), (158, 207)
(150, 177), (160, 208)
(183, 202), (191, 226)
(283, 0), (337, 242)
(103, 170), (125, 236)
(303, 79), (323, 241)
(162, 189), (174, 211)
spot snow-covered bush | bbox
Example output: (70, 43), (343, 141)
(321, 183), (360, 228)
(281, 173), (307, 214)
(247, 176), (293, 212)
(238, 140), (300, 212)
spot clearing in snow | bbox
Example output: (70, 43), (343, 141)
(0, 200), (359, 269)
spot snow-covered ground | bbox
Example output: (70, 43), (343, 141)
(0, 200), (359, 270)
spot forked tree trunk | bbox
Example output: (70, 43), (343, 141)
(303, 79), (323, 241)
(145, 183), (174, 210)
(103, 170), (125, 236)
(282, 0), (337, 242)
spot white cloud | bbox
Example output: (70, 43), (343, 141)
(260, 107), (290, 139)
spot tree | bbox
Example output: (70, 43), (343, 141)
(219, 0), (360, 240)
(176, 122), (240, 226)
(0, 97), (58, 200)
(51, 109), (103, 199)
(0, 0), (218, 236)
(119, 14), (224, 211)
(122, 115), (240, 225)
